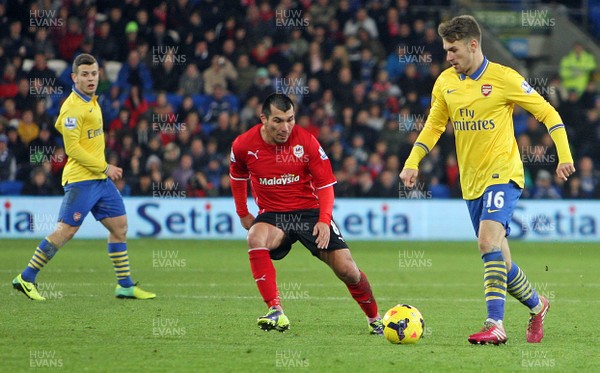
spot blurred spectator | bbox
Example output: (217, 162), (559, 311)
(366, 103), (385, 131)
(6, 126), (26, 162)
(162, 142), (182, 178)
(124, 21), (141, 54)
(344, 8), (378, 39)
(310, 0), (336, 25)
(246, 68), (272, 102)
(109, 108), (133, 133)
(189, 138), (208, 171)
(21, 167), (58, 196)
(94, 21), (120, 61)
(360, 26), (386, 59)
(530, 170), (562, 199)
(124, 84), (150, 126)
(577, 156), (600, 198)
(559, 90), (586, 147)
(134, 7), (152, 42)
(29, 123), (55, 164)
(17, 109), (39, 146)
(288, 30), (309, 64)
(355, 168), (377, 197)
(99, 85), (122, 126)
(203, 85), (232, 124)
(50, 147), (66, 187)
(559, 42), (597, 98)
(334, 169), (355, 197)
(117, 50), (153, 93)
(202, 55), (238, 95)
(2, 20), (31, 59)
(0, 64), (18, 99)
(373, 170), (399, 198)
(0, 134), (16, 181)
(83, 5), (98, 39)
(58, 17), (84, 61)
(178, 63), (203, 96)
(217, 173), (231, 196)
(151, 50), (181, 93)
(203, 158), (223, 188)
(349, 135), (369, 165)
(107, 6), (126, 44)
(233, 54), (257, 98)
(131, 172), (153, 196)
(187, 170), (215, 197)
(210, 112), (238, 154)
(192, 40), (211, 72)
(26, 53), (55, 86)
(172, 153), (194, 189)
(14, 78), (36, 112)
(564, 176), (583, 199)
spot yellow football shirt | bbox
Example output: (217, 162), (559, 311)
(55, 86), (107, 185)
(404, 57), (573, 200)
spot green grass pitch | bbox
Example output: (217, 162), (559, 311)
(1, 239), (598, 372)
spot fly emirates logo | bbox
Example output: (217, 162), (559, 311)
(259, 174), (300, 186)
(452, 108), (495, 131)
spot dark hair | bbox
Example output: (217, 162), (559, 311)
(72, 53), (97, 74)
(261, 93), (294, 118)
(438, 15), (481, 44)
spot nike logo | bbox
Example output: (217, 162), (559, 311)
(21, 280), (33, 292)
(248, 150), (259, 159)
(255, 275), (266, 282)
(446, 89), (457, 94)
(89, 109), (93, 112)
(487, 209), (500, 213)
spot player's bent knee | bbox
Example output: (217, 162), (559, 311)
(246, 233), (267, 249)
(477, 238), (500, 254)
(330, 258), (361, 284)
(54, 223), (79, 244)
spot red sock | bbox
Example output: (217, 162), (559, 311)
(346, 270), (379, 319)
(248, 248), (280, 308)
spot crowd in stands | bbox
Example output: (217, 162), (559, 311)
(0, 0), (599, 199)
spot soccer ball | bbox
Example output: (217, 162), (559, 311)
(382, 304), (424, 344)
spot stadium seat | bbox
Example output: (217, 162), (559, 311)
(193, 94), (210, 113)
(104, 61), (123, 84)
(166, 93), (183, 109)
(22, 59), (34, 72)
(47, 59), (68, 76)
(0, 181), (24, 195)
(224, 94), (240, 111)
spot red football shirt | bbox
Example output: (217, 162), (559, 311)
(230, 124), (337, 213)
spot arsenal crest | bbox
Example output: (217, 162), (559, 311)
(73, 212), (82, 222)
(481, 84), (492, 96)
(293, 145), (304, 158)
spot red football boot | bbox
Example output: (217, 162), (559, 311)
(527, 296), (550, 343)
(468, 321), (508, 345)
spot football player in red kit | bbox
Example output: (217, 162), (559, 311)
(229, 93), (383, 334)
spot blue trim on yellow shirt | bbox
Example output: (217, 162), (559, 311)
(548, 124), (565, 134)
(460, 56), (489, 81)
(72, 85), (92, 103)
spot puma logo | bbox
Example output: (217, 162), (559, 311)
(248, 150), (259, 159)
